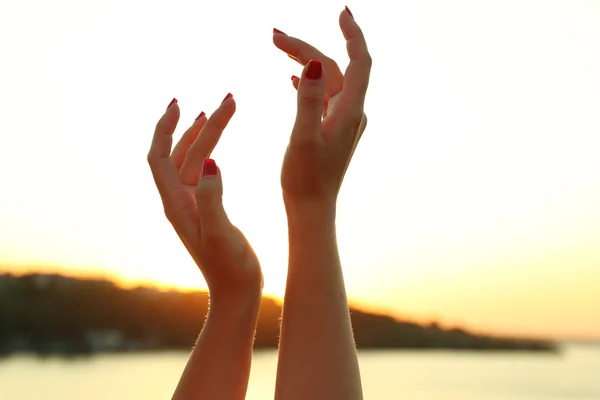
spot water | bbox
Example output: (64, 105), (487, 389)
(1, 344), (598, 399)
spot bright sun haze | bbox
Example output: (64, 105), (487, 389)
(1, 0), (599, 340)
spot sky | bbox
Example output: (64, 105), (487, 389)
(1, 0), (599, 340)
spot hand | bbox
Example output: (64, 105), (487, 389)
(147, 96), (263, 303)
(273, 8), (371, 210)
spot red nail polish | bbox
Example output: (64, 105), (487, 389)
(305, 60), (322, 80)
(345, 6), (354, 19)
(195, 111), (206, 121)
(167, 98), (178, 109)
(202, 158), (218, 176)
(273, 28), (287, 35)
(291, 75), (298, 81)
(221, 93), (233, 104)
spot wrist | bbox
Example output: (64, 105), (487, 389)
(208, 289), (262, 322)
(284, 198), (337, 230)
(285, 201), (338, 256)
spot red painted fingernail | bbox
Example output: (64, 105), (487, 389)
(221, 93), (233, 104)
(273, 28), (287, 35)
(305, 60), (322, 80)
(345, 6), (354, 19)
(167, 98), (178, 109)
(291, 75), (298, 81)
(202, 158), (217, 176)
(195, 111), (206, 121)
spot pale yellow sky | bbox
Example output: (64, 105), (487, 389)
(1, 0), (599, 340)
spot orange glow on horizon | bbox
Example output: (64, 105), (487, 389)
(2, 1), (600, 342)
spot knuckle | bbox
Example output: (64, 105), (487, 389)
(341, 108), (363, 128)
(361, 113), (368, 130)
(364, 53), (373, 68)
(163, 206), (175, 222)
(147, 151), (158, 166)
(299, 94), (324, 109)
(324, 56), (340, 70)
(155, 119), (168, 134)
(214, 121), (227, 133)
(343, 115), (363, 137)
(195, 187), (212, 201)
(204, 119), (227, 138)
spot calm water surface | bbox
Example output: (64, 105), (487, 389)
(1, 344), (598, 399)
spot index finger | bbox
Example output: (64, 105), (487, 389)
(179, 95), (236, 186)
(339, 8), (372, 106)
(273, 33), (344, 98)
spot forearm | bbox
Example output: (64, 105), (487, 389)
(172, 294), (261, 400)
(275, 204), (363, 400)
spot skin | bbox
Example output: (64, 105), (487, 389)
(148, 96), (263, 400)
(273, 8), (372, 400)
(147, 7), (371, 400)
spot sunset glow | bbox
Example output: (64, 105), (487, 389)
(1, 0), (599, 340)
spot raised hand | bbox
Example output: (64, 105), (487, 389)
(272, 8), (371, 400)
(273, 7), (371, 210)
(148, 96), (262, 400)
(147, 96), (263, 301)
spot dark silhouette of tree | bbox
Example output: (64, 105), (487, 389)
(0, 273), (556, 356)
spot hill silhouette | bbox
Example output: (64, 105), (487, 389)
(0, 273), (556, 355)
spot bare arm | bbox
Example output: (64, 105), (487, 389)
(148, 96), (263, 400)
(273, 7), (371, 399)
(173, 295), (261, 400)
(277, 204), (362, 399)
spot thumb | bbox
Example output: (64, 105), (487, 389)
(292, 60), (325, 142)
(195, 158), (231, 235)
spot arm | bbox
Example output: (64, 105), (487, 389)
(148, 95), (263, 400)
(278, 203), (362, 399)
(173, 294), (261, 400)
(273, 7), (372, 400)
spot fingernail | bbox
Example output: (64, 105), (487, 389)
(221, 93), (233, 104)
(167, 98), (178, 110)
(305, 60), (322, 80)
(345, 6), (354, 19)
(202, 158), (218, 176)
(287, 53), (300, 63)
(195, 111), (206, 121)
(273, 28), (287, 35)
(291, 75), (298, 81)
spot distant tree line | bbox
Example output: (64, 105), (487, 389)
(0, 273), (557, 356)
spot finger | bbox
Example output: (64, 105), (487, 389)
(292, 74), (331, 119)
(195, 158), (231, 237)
(148, 98), (181, 199)
(292, 60), (326, 142)
(273, 33), (344, 98)
(171, 112), (208, 169)
(180, 94), (236, 185)
(339, 7), (372, 106)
